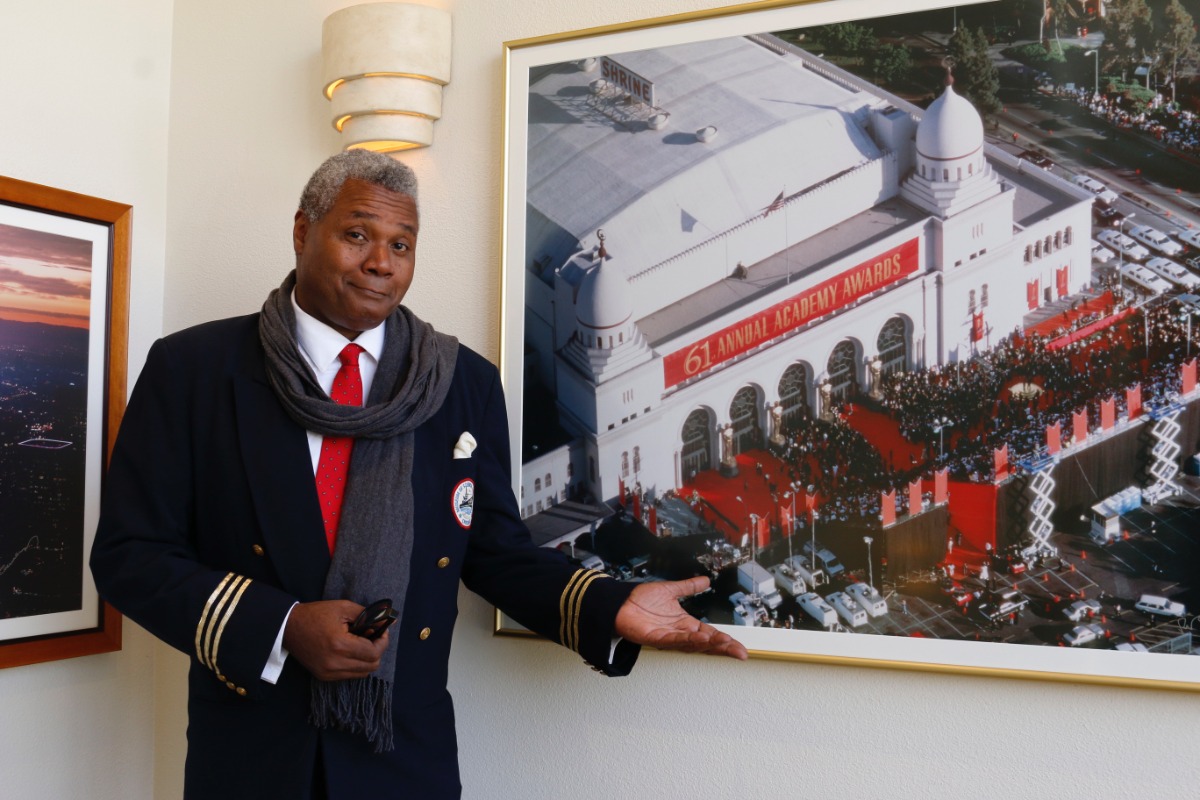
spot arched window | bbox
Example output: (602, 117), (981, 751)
(1025, 245), (1032, 263)
(730, 387), (761, 453)
(778, 364), (810, 426)
(1054, 231), (1062, 250)
(621, 451), (630, 478)
(534, 478), (542, 492)
(633, 447), (641, 474)
(982, 284), (989, 308)
(1034, 240), (1042, 258)
(545, 473), (552, 487)
(827, 341), (858, 401)
(681, 409), (712, 477)
(968, 290), (976, 313)
(877, 318), (907, 376)
(1064, 226), (1073, 245)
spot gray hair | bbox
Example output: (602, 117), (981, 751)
(298, 150), (419, 223)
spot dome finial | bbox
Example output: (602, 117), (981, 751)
(942, 56), (955, 88)
(596, 228), (607, 260)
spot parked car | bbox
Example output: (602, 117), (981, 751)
(1143, 257), (1200, 289)
(1063, 599), (1101, 622)
(1096, 229), (1150, 262)
(1065, 623), (1106, 646)
(1120, 264), (1172, 295)
(1134, 594), (1186, 618)
(1092, 204), (1124, 228)
(1018, 149), (1053, 170)
(1174, 228), (1200, 250)
(1072, 174), (1119, 205)
(801, 541), (845, 578)
(1091, 240), (1115, 263)
(1128, 224), (1184, 257)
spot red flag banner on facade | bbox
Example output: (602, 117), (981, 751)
(994, 444), (1010, 482)
(1046, 422), (1061, 455)
(755, 515), (770, 549)
(803, 490), (818, 523)
(1056, 266), (1069, 298)
(618, 475), (625, 503)
(1101, 397), (1115, 431)
(934, 469), (949, 504)
(1184, 359), (1198, 395)
(779, 503), (793, 537)
(908, 479), (922, 517)
(632, 491), (641, 520)
(1073, 409), (1088, 446)
(880, 490), (896, 527)
(971, 312), (984, 342)
(648, 504), (657, 535)
(1126, 384), (1142, 419)
(1027, 280), (1039, 310)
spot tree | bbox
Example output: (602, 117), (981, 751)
(871, 43), (913, 87)
(948, 26), (1002, 117)
(1158, 0), (1198, 103)
(1101, 0), (1153, 80)
(822, 22), (878, 56)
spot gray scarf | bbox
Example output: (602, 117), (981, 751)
(259, 270), (458, 751)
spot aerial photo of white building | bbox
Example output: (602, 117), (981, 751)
(518, 32), (1092, 516)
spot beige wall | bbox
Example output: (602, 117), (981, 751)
(0, 1), (171, 798)
(3, 1), (1200, 798)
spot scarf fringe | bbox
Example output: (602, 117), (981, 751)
(310, 676), (395, 753)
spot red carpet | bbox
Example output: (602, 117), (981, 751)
(1025, 291), (1115, 338)
(844, 403), (924, 468)
(683, 450), (790, 542)
(946, 480), (998, 554)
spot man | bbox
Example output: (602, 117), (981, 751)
(91, 150), (744, 800)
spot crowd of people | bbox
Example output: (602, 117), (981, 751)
(1060, 84), (1200, 160)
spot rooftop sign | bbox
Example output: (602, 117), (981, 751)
(600, 56), (655, 106)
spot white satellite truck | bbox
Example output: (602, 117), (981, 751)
(827, 591), (868, 627)
(784, 554), (827, 588)
(797, 592), (837, 627)
(769, 562), (807, 598)
(738, 562), (783, 610)
(846, 581), (888, 617)
(729, 591), (768, 627)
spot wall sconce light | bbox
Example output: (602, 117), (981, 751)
(322, 3), (452, 152)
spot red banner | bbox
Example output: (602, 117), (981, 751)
(1101, 398), (1115, 431)
(618, 475), (625, 503)
(1126, 384), (1142, 419)
(632, 492), (641, 520)
(1056, 266), (1069, 298)
(1073, 410), (1088, 445)
(881, 490), (896, 527)
(662, 239), (919, 387)
(648, 504), (657, 534)
(1046, 422), (1061, 455)
(934, 469), (948, 505)
(1027, 280), (1039, 310)
(1186, 359), (1198, 395)
(994, 444), (1010, 482)
(971, 312), (984, 342)
(908, 479), (922, 517)
(755, 515), (770, 549)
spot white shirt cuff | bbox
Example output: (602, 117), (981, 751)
(261, 602), (297, 684)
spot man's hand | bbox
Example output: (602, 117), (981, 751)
(283, 600), (390, 681)
(614, 576), (747, 660)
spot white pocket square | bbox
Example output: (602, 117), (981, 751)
(452, 431), (477, 460)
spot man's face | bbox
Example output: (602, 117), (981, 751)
(292, 178), (418, 339)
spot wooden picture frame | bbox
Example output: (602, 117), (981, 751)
(498, 0), (1200, 690)
(0, 175), (129, 669)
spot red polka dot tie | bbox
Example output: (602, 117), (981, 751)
(316, 343), (364, 554)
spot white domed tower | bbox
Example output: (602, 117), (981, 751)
(560, 233), (652, 384)
(900, 71), (1001, 218)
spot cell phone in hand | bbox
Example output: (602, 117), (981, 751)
(349, 598), (397, 640)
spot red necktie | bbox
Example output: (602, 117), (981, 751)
(316, 343), (364, 554)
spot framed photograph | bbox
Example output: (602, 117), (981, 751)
(499, 0), (1200, 690)
(0, 175), (129, 669)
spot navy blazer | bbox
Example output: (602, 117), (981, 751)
(91, 314), (637, 799)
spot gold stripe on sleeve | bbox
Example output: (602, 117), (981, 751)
(195, 573), (237, 667)
(558, 569), (590, 648)
(201, 575), (247, 669)
(568, 571), (605, 654)
(209, 577), (252, 676)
